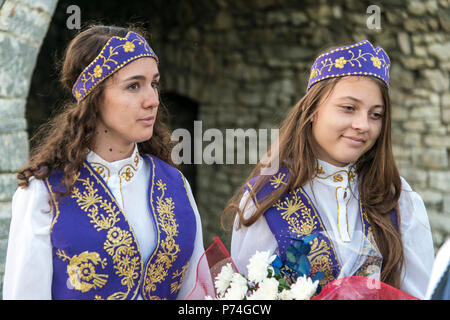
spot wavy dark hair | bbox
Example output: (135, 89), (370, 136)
(18, 25), (175, 197)
(222, 76), (405, 289)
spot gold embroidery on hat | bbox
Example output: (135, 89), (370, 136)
(308, 40), (390, 89)
(73, 32), (157, 102)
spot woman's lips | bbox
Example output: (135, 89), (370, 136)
(342, 135), (365, 146)
(139, 116), (154, 126)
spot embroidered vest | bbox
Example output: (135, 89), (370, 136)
(44, 155), (196, 300)
(244, 167), (384, 288)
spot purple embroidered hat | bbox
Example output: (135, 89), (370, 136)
(72, 31), (158, 102)
(307, 40), (390, 91)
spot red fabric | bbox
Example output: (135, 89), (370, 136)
(312, 276), (419, 300)
(186, 237), (238, 300)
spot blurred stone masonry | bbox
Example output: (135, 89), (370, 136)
(0, 0), (58, 296)
(0, 0), (449, 298)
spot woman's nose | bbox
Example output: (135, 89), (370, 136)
(143, 85), (159, 108)
(352, 112), (370, 132)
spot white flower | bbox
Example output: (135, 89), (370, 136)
(221, 273), (248, 300)
(289, 275), (319, 300)
(278, 289), (294, 300)
(248, 278), (279, 300)
(246, 250), (276, 284)
(230, 273), (248, 289)
(214, 263), (234, 296)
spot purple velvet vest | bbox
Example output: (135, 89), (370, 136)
(44, 155), (196, 300)
(244, 167), (386, 288)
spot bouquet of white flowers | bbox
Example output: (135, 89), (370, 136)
(207, 249), (319, 300)
(187, 235), (418, 300)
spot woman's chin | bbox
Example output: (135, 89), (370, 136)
(134, 129), (154, 143)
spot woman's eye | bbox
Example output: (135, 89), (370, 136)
(151, 81), (160, 89)
(342, 105), (355, 111)
(128, 83), (139, 90)
(371, 113), (383, 120)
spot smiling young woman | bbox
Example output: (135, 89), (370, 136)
(3, 25), (205, 300)
(223, 40), (434, 299)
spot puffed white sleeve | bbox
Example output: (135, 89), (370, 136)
(230, 190), (277, 276)
(2, 178), (53, 300)
(425, 239), (450, 299)
(398, 176), (435, 300)
(176, 177), (206, 300)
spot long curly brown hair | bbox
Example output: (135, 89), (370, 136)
(222, 76), (405, 289)
(18, 25), (175, 197)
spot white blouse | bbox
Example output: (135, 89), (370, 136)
(231, 159), (435, 299)
(2, 144), (205, 300)
(425, 239), (450, 299)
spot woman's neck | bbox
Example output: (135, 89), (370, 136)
(91, 143), (135, 163)
(91, 127), (135, 162)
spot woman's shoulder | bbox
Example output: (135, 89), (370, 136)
(13, 177), (50, 203)
(398, 175), (424, 204)
(399, 176), (414, 192)
(12, 177), (52, 221)
(398, 175), (431, 229)
(143, 153), (186, 179)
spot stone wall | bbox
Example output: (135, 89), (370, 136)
(0, 0), (57, 297)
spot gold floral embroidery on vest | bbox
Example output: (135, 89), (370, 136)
(274, 189), (316, 236)
(333, 174), (343, 183)
(56, 249), (109, 293)
(91, 162), (110, 184)
(270, 173), (287, 189)
(274, 187), (336, 287)
(143, 179), (180, 299)
(170, 263), (189, 294)
(308, 238), (335, 286)
(72, 177), (121, 230)
(70, 174), (141, 300)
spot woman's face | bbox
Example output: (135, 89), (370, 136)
(97, 57), (160, 146)
(311, 77), (385, 167)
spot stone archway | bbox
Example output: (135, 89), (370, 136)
(0, 0), (58, 296)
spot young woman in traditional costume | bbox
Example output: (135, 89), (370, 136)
(225, 40), (434, 299)
(3, 25), (204, 300)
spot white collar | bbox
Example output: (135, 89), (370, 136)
(86, 144), (142, 184)
(315, 159), (357, 188)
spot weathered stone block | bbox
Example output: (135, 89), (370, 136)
(0, 131), (29, 172)
(422, 69), (449, 93)
(0, 174), (17, 202)
(0, 1), (52, 44)
(429, 171), (450, 192)
(0, 33), (39, 98)
(0, 98), (26, 119)
(16, 0), (58, 16)
(410, 105), (440, 120)
(412, 147), (448, 169)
